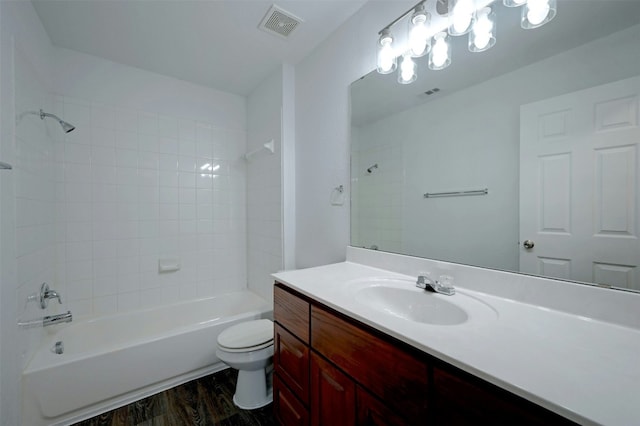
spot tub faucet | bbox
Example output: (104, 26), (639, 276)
(40, 283), (62, 309)
(43, 311), (73, 327)
(416, 275), (455, 296)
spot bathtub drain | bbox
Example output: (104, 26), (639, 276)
(52, 341), (64, 354)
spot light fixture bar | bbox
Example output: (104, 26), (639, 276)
(378, 0), (428, 35)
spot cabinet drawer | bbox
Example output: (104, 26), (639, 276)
(275, 323), (310, 405)
(311, 306), (429, 420)
(275, 284), (310, 343)
(274, 373), (309, 426)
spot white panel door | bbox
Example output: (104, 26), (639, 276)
(520, 76), (640, 290)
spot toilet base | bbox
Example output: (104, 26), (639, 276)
(232, 368), (273, 410)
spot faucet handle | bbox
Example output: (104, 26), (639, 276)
(439, 275), (454, 289)
(416, 274), (432, 289)
(40, 283), (62, 309)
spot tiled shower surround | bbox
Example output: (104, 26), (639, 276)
(54, 97), (247, 317)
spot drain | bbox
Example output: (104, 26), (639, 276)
(52, 341), (64, 354)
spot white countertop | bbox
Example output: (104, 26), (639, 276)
(273, 261), (640, 426)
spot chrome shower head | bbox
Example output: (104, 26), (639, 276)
(39, 109), (75, 133)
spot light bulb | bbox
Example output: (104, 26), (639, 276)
(527, 0), (550, 25)
(398, 54), (416, 84)
(376, 29), (397, 74)
(409, 9), (430, 57)
(469, 7), (495, 52)
(379, 43), (394, 72)
(450, 0), (474, 35)
(429, 32), (450, 70)
(522, 0), (556, 29)
(503, 0), (526, 6)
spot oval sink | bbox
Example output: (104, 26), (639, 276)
(346, 277), (497, 326)
(356, 285), (468, 325)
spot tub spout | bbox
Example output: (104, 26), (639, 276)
(43, 311), (73, 327)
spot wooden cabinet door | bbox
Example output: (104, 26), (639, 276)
(274, 373), (309, 426)
(310, 352), (356, 426)
(356, 386), (406, 426)
(275, 323), (310, 404)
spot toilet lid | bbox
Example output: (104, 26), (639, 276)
(217, 319), (273, 350)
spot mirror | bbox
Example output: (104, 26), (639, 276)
(351, 1), (640, 292)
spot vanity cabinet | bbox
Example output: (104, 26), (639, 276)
(273, 282), (575, 426)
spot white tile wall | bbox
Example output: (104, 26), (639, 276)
(351, 134), (403, 254)
(56, 96), (248, 318)
(246, 69), (283, 305)
(13, 46), (58, 372)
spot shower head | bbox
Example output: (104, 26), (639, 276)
(39, 109), (75, 133)
(366, 163), (379, 174)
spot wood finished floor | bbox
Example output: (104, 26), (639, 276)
(73, 369), (274, 426)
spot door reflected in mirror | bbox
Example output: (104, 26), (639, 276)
(350, 1), (640, 292)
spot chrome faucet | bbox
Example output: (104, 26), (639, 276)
(40, 283), (62, 309)
(416, 274), (455, 296)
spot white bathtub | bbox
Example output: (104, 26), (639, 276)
(22, 291), (271, 426)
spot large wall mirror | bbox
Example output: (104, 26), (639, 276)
(351, 0), (640, 292)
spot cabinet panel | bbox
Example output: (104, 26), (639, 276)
(356, 386), (406, 426)
(275, 323), (310, 405)
(310, 352), (356, 426)
(274, 373), (309, 426)
(275, 284), (310, 342)
(311, 306), (429, 420)
(432, 366), (576, 426)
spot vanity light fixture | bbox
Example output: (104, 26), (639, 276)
(409, 4), (431, 57)
(448, 0), (475, 36)
(521, 0), (556, 29)
(469, 7), (496, 52)
(399, 53), (418, 84)
(376, 28), (397, 74)
(429, 32), (451, 70)
(503, 0), (527, 7)
(376, 0), (557, 84)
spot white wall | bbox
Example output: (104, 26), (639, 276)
(50, 47), (248, 317)
(0, 2), (56, 424)
(353, 24), (640, 272)
(247, 66), (283, 304)
(294, 1), (412, 268)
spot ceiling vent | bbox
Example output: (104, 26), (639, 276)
(259, 5), (303, 39)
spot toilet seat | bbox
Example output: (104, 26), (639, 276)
(217, 319), (273, 353)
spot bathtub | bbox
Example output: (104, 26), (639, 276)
(22, 290), (271, 426)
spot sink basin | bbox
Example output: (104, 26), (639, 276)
(346, 277), (497, 326)
(356, 285), (468, 325)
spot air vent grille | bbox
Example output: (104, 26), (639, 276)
(259, 5), (302, 39)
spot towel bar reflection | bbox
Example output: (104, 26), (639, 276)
(0, 161), (12, 170)
(424, 188), (488, 198)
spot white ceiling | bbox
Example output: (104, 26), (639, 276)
(32, 0), (367, 96)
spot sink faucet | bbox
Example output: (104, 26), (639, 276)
(416, 275), (455, 296)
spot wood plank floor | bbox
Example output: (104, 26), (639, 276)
(73, 369), (274, 426)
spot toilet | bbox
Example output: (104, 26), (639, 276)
(216, 319), (274, 410)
